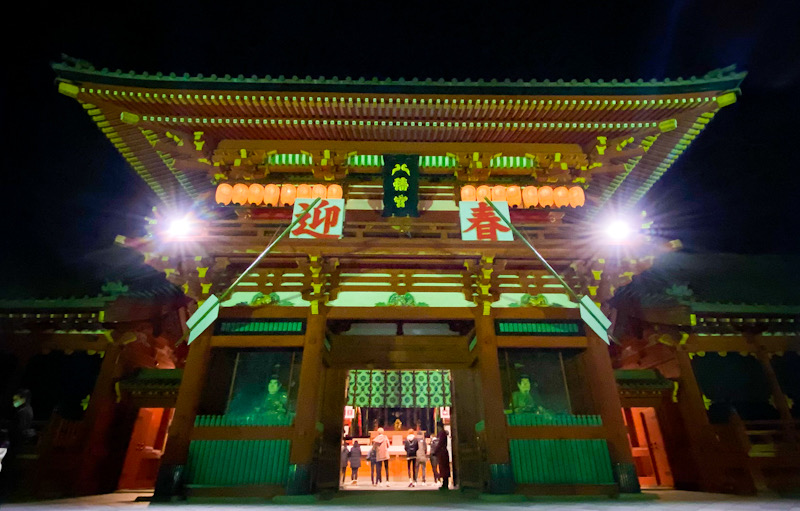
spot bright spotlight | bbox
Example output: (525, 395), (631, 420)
(166, 217), (193, 238)
(605, 220), (631, 241)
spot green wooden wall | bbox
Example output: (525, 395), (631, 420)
(509, 439), (614, 484)
(187, 439), (291, 486)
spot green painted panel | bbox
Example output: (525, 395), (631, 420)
(188, 439), (291, 486)
(269, 153), (313, 166)
(496, 320), (583, 336)
(216, 319), (306, 335)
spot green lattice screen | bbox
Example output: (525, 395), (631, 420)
(346, 370), (451, 408)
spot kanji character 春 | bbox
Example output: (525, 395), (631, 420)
(463, 202), (511, 241)
(291, 200), (342, 238)
(393, 177), (409, 191)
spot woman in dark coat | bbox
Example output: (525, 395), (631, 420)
(431, 421), (450, 490)
(348, 440), (362, 485)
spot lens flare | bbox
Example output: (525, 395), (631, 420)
(606, 220), (631, 241)
(167, 217), (192, 238)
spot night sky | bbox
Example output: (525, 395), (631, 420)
(1, 1), (798, 298)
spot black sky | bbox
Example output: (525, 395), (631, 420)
(1, 1), (798, 298)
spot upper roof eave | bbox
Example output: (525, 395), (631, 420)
(52, 62), (747, 97)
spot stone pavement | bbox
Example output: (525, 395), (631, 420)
(1, 490), (799, 510)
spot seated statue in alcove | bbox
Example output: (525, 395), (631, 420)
(510, 375), (550, 415)
(260, 375), (288, 415)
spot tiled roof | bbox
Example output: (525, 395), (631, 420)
(615, 369), (673, 389)
(118, 368), (183, 393)
(615, 252), (800, 312)
(53, 58), (746, 96)
(53, 58), (745, 215)
(0, 281), (183, 312)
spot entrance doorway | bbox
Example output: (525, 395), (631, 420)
(622, 407), (673, 488)
(118, 407), (174, 490)
(339, 369), (453, 490)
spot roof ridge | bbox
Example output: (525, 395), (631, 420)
(53, 57), (747, 94)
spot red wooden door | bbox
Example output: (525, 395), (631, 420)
(623, 407), (674, 488)
(118, 408), (173, 489)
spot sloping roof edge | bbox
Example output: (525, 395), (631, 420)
(53, 60), (747, 97)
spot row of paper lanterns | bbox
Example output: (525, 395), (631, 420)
(461, 185), (585, 208)
(215, 183), (344, 206)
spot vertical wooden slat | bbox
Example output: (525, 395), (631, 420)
(257, 440), (267, 484)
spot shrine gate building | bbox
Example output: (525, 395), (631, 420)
(29, 61), (748, 498)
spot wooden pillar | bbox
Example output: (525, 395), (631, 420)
(751, 338), (796, 444)
(316, 367), (347, 491)
(154, 328), (213, 500)
(451, 368), (484, 490)
(474, 314), (513, 493)
(287, 309), (327, 494)
(582, 331), (638, 492)
(72, 337), (125, 495)
(674, 345), (724, 492)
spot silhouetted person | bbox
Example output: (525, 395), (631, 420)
(12, 390), (35, 445)
(340, 440), (349, 485)
(348, 440), (362, 485)
(373, 427), (390, 486)
(429, 434), (440, 484)
(403, 428), (419, 487)
(431, 421), (450, 490)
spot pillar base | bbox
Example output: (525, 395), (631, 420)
(153, 464), (186, 501)
(286, 464), (313, 495)
(614, 462), (641, 493)
(488, 463), (515, 494)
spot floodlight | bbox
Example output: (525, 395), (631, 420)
(605, 220), (631, 241)
(167, 217), (192, 238)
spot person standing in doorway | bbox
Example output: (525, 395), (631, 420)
(403, 429), (419, 487)
(431, 420), (450, 490)
(429, 434), (440, 484)
(340, 440), (349, 486)
(373, 427), (390, 486)
(348, 440), (362, 485)
(414, 430), (428, 485)
(367, 442), (378, 485)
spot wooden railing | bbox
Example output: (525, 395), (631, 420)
(742, 419), (800, 457)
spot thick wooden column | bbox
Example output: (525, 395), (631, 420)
(752, 340), (797, 444)
(451, 368), (484, 490)
(316, 367), (348, 491)
(674, 345), (724, 492)
(287, 309), (327, 494)
(474, 314), (513, 493)
(72, 337), (125, 495)
(582, 331), (638, 492)
(154, 328), (213, 500)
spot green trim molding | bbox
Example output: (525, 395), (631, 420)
(214, 319), (306, 335)
(496, 320), (584, 336)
